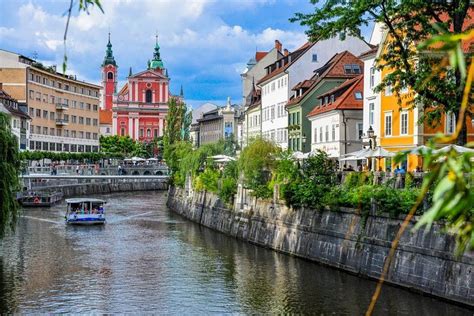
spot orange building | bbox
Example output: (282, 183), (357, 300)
(377, 29), (473, 171)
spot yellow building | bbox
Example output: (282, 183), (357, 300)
(0, 49), (101, 152)
(377, 36), (473, 171)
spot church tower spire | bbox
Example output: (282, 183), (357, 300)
(102, 32), (117, 67)
(149, 33), (164, 70)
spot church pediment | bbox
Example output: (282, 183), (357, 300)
(131, 69), (167, 80)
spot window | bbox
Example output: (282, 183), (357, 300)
(43, 127), (48, 135)
(72, 101), (77, 108)
(29, 90), (34, 99)
(332, 124), (336, 141)
(369, 103), (375, 125)
(319, 127), (323, 142)
(49, 112), (55, 120)
(140, 129), (144, 137)
(86, 103), (91, 111)
(86, 132), (91, 139)
(58, 82), (62, 89)
(400, 111), (408, 135)
(36, 92), (41, 101)
(120, 128), (125, 136)
(354, 92), (363, 100)
(36, 109), (41, 117)
(147, 129), (151, 137)
(324, 96), (329, 105)
(108, 72), (113, 80)
(356, 122), (364, 139)
(71, 131), (76, 138)
(86, 118), (91, 125)
(330, 95), (335, 103)
(35, 126), (41, 134)
(56, 129), (62, 137)
(29, 107), (34, 117)
(42, 142), (48, 150)
(385, 113), (392, 136)
(154, 129), (158, 138)
(146, 89), (152, 103)
(43, 94), (48, 102)
(314, 127), (318, 143)
(50, 128), (55, 136)
(370, 67), (376, 88)
(271, 82), (275, 91)
(79, 117), (84, 124)
(50, 95), (55, 104)
(446, 112), (456, 134)
(50, 143), (55, 151)
(325, 125), (329, 141)
(79, 131), (84, 139)
(29, 73), (34, 81)
(344, 64), (361, 74)
(43, 110), (48, 119)
(93, 104), (98, 111)
(93, 133), (98, 140)
(312, 54), (318, 62)
(385, 84), (393, 96)
(93, 119), (98, 126)
(71, 115), (77, 123)
(80, 102), (84, 109)
(106, 127), (110, 133)
(65, 84), (69, 91)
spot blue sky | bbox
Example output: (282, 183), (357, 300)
(0, 0), (328, 108)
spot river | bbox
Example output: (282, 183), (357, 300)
(0, 191), (471, 314)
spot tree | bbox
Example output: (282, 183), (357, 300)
(0, 113), (20, 237)
(292, 0), (473, 144)
(163, 97), (191, 164)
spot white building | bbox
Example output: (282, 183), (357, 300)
(361, 23), (384, 144)
(308, 76), (365, 167)
(257, 37), (370, 149)
(0, 85), (31, 151)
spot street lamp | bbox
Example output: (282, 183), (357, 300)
(367, 126), (376, 149)
(302, 134), (307, 150)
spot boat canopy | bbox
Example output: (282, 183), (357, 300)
(66, 198), (106, 204)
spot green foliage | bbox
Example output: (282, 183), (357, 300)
(292, 0), (472, 144)
(283, 150), (337, 209)
(0, 113), (20, 238)
(194, 168), (219, 193)
(99, 135), (149, 157)
(238, 138), (280, 199)
(18, 150), (116, 162)
(220, 177), (237, 204)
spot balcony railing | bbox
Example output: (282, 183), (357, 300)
(55, 119), (69, 126)
(55, 103), (69, 110)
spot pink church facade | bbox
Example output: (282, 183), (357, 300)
(101, 35), (182, 142)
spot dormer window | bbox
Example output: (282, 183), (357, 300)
(312, 54), (318, 62)
(354, 91), (363, 100)
(299, 89), (303, 96)
(324, 96), (329, 105)
(344, 64), (361, 74)
(330, 95), (335, 103)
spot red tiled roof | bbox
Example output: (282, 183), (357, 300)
(257, 42), (314, 85)
(286, 51), (363, 107)
(256, 51), (268, 62)
(359, 45), (379, 59)
(99, 109), (112, 124)
(307, 75), (364, 117)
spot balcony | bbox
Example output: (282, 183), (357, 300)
(55, 103), (69, 110)
(55, 119), (69, 126)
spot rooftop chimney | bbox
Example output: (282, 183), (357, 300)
(284, 48), (289, 56)
(275, 40), (282, 52)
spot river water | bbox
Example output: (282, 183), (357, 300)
(0, 191), (471, 314)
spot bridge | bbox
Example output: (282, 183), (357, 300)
(20, 174), (170, 192)
(26, 164), (170, 176)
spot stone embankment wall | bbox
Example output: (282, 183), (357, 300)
(167, 186), (473, 306)
(43, 181), (168, 198)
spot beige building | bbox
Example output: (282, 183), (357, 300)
(0, 49), (100, 152)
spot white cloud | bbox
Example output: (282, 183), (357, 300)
(1, 0), (308, 103)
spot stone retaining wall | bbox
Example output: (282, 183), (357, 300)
(167, 186), (474, 307)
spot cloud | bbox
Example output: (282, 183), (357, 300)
(0, 0), (309, 107)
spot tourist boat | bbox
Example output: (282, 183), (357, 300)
(19, 191), (63, 207)
(65, 198), (106, 225)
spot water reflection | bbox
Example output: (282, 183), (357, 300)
(0, 192), (471, 315)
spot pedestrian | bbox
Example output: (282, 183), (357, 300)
(118, 165), (122, 175)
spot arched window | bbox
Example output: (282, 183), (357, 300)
(147, 129), (151, 137)
(107, 72), (113, 80)
(145, 90), (152, 103)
